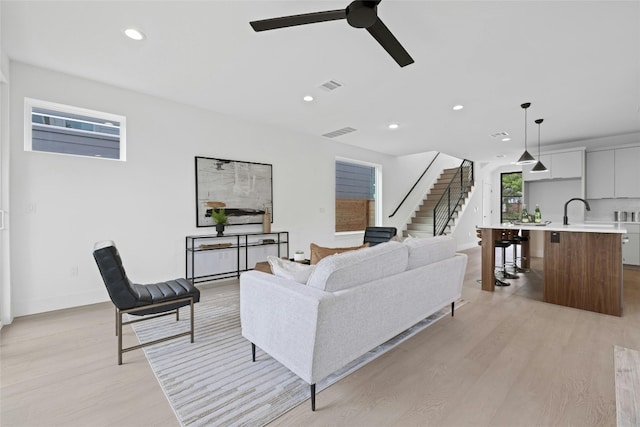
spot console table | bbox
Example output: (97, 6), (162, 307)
(185, 231), (289, 284)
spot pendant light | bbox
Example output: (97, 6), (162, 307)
(531, 118), (548, 172)
(515, 102), (536, 165)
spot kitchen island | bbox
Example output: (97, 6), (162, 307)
(480, 223), (627, 316)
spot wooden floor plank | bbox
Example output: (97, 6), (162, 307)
(615, 345), (640, 427)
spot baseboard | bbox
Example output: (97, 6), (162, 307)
(13, 289), (108, 317)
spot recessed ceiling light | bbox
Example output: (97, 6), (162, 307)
(501, 137), (511, 142)
(124, 28), (145, 41)
(452, 105), (464, 111)
(303, 95), (314, 102)
(496, 154), (506, 158)
(388, 123), (399, 130)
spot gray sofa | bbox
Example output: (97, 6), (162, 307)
(240, 236), (467, 410)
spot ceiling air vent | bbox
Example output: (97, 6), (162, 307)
(319, 79), (343, 91)
(322, 127), (357, 138)
(490, 131), (509, 138)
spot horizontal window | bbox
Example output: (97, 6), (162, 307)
(24, 98), (126, 160)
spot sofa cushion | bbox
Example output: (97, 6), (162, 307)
(267, 256), (315, 284)
(306, 241), (408, 292)
(403, 235), (457, 270)
(309, 242), (369, 265)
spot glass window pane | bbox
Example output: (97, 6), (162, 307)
(25, 98), (126, 161)
(335, 160), (378, 232)
(501, 172), (522, 223)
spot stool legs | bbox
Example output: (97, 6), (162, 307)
(494, 243), (511, 286)
(513, 240), (529, 273)
(499, 244), (519, 280)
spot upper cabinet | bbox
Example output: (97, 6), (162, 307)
(614, 147), (640, 198)
(586, 146), (640, 199)
(523, 150), (583, 181)
(586, 150), (615, 198)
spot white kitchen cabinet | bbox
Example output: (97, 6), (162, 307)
(622, 224), (640, 266)
(551, 150), (583, 179)
(615, 147), (640, 198)
(523, 150), (582, 181)
(586, 150), (615, 198)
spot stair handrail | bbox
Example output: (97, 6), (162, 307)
(388, 152), (440, 218)
(432, 159), (474, 236)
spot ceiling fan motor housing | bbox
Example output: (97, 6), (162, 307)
(346, 1), (379, 28)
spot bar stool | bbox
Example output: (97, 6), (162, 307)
(511, 232), (529, 273)
(494, 240), (512, 286)
(495, 230), (519, 285)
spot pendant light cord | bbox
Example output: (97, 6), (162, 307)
(524, 106), (528, 150)
(536, 118), (544, 156)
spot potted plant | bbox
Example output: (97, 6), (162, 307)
(211, 208), (229, 236)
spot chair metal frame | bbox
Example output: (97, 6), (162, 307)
(115, 297), (195, 365)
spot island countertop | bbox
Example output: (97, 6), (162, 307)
(480, 223), (627, 234)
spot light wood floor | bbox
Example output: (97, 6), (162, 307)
(2, 247), (639, 427)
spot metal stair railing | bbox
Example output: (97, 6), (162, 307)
(433, 159), (474, 236)
(389, 152), (440, 218)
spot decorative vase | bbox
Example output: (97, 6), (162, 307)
(215, 223), (225, 237)
(262, 208), (271, 233)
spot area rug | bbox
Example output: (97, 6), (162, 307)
(132, 284), (465, 427)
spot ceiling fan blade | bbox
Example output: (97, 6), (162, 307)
(366, 18), (414, 67)
(250, 9), (347, 32)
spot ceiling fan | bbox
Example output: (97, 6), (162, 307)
(249, 0), (414, 67)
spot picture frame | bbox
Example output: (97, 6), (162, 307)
(195, 156), (273, 227)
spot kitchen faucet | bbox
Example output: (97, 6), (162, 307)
(563, 198), (591, 225)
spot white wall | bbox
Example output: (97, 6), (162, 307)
(0, 3), (12, 325)
(452, 184), (483, 251)
(10, 62), (443, 317)
(525, 179), (584, 224)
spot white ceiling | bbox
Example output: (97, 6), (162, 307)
(2, 1), (639, 161)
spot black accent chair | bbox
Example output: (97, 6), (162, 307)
(363, 226), (397, 246)
(93, 241), (200, 365)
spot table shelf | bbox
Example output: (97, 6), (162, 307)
(185, 231), (288, 284)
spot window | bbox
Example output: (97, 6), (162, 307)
(335, 159), (380, 232)
(24, 98), (126, 160)
(501, 172), (522, 223)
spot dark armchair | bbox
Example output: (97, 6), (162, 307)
(363, 226), (398, 246)
(93, 241), (200, 365)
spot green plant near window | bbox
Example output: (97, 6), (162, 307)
(211, 208), (229, 225)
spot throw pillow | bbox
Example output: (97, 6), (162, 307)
(309, 242), (369, 265)
(266, 256), (315, 284)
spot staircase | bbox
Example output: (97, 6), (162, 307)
(404, 167), (473, 238)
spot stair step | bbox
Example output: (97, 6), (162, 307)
(441, 168), (460, 174)
(407, 224), (433, 232)
(417, 205), (436, 213)
(418, 207), (463, 215)
(408, 221), (454, 230)
(411, 216), (433, 224)
(403, 230), (434, 238)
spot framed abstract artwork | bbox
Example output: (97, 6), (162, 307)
(195, 156), (273, 227)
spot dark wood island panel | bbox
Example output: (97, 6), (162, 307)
(543, 231), (623, 316)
